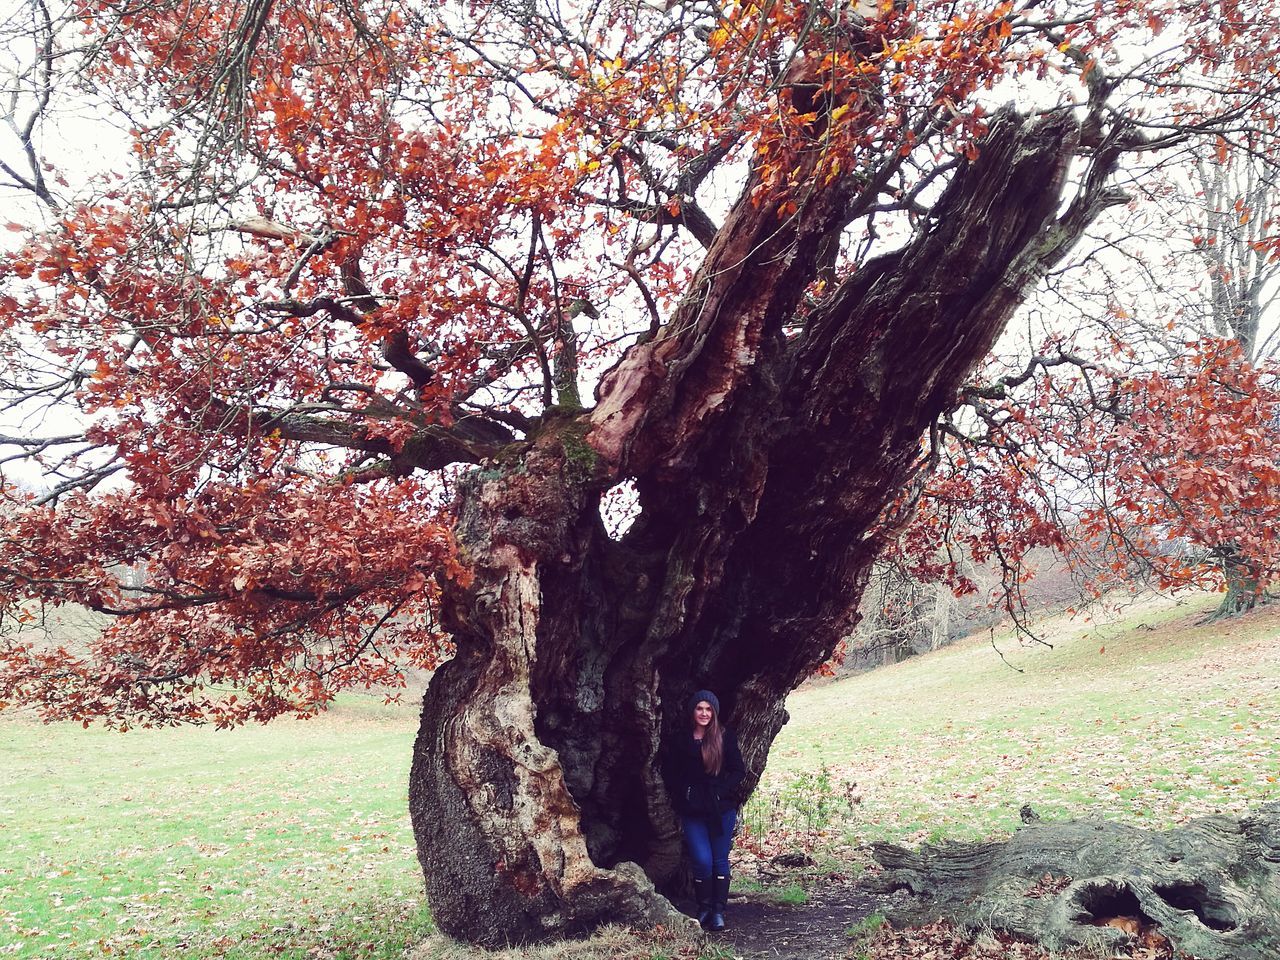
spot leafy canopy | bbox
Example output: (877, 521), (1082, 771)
(1, 0), (1278, 724)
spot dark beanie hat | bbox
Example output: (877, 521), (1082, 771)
(688, 689), (720, 715)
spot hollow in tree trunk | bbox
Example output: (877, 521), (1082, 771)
(407, 108), (1127, 945)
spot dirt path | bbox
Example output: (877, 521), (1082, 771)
(714, 882), (886, 960)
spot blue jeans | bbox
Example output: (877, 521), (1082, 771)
(680, 808), (736, 880)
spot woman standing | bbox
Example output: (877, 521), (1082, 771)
(664, 689), (745, 931)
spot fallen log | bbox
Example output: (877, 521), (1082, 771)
(869, 803), (1280, 959)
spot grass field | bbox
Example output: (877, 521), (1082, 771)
(3, 592), (1279, 959)
(0, 698), (429, 960)
(745, 592), (1280, 850)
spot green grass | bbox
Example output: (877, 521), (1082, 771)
(747, 591), (1280, 848)
(4, 591), (1280, 958)
(0, 695), (429, 959)
(845, 912), (886, 938)
(843, 911), (887, 960)
(768, 883), (808, 906)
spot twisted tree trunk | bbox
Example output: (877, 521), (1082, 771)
(407, 109), (1110, 945)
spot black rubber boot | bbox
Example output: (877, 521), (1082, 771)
(707, 873), (729, 931)
(691, 877), (713, 929)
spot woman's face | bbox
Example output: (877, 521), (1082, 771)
(693, 701), (714, 728)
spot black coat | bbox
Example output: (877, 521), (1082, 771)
(663, 727), (746, 819)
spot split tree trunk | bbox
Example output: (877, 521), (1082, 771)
(407, 109), (1116, 945)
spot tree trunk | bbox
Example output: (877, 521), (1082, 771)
(408, 109), (1113, 945)
(1209, 550), (1267, 620)
(870, 804), (1280, 960)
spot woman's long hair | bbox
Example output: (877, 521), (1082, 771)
(692, 701), (724, 776)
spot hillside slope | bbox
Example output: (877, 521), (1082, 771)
(748, 592), (1280, 847)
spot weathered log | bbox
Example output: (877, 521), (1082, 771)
(870, 804), (1280, 959)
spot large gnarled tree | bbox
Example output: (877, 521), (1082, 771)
(1, 0), (1277, 946)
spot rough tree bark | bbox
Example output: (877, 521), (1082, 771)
(406, 108), (1123, 945)
(870, 804), (1280, 960)
(1208, 548), (1267, 621)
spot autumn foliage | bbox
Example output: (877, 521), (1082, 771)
(1, 0), (1278, 719)
(893, 338), (1280, 626)
(2, 0), (1280, 947)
